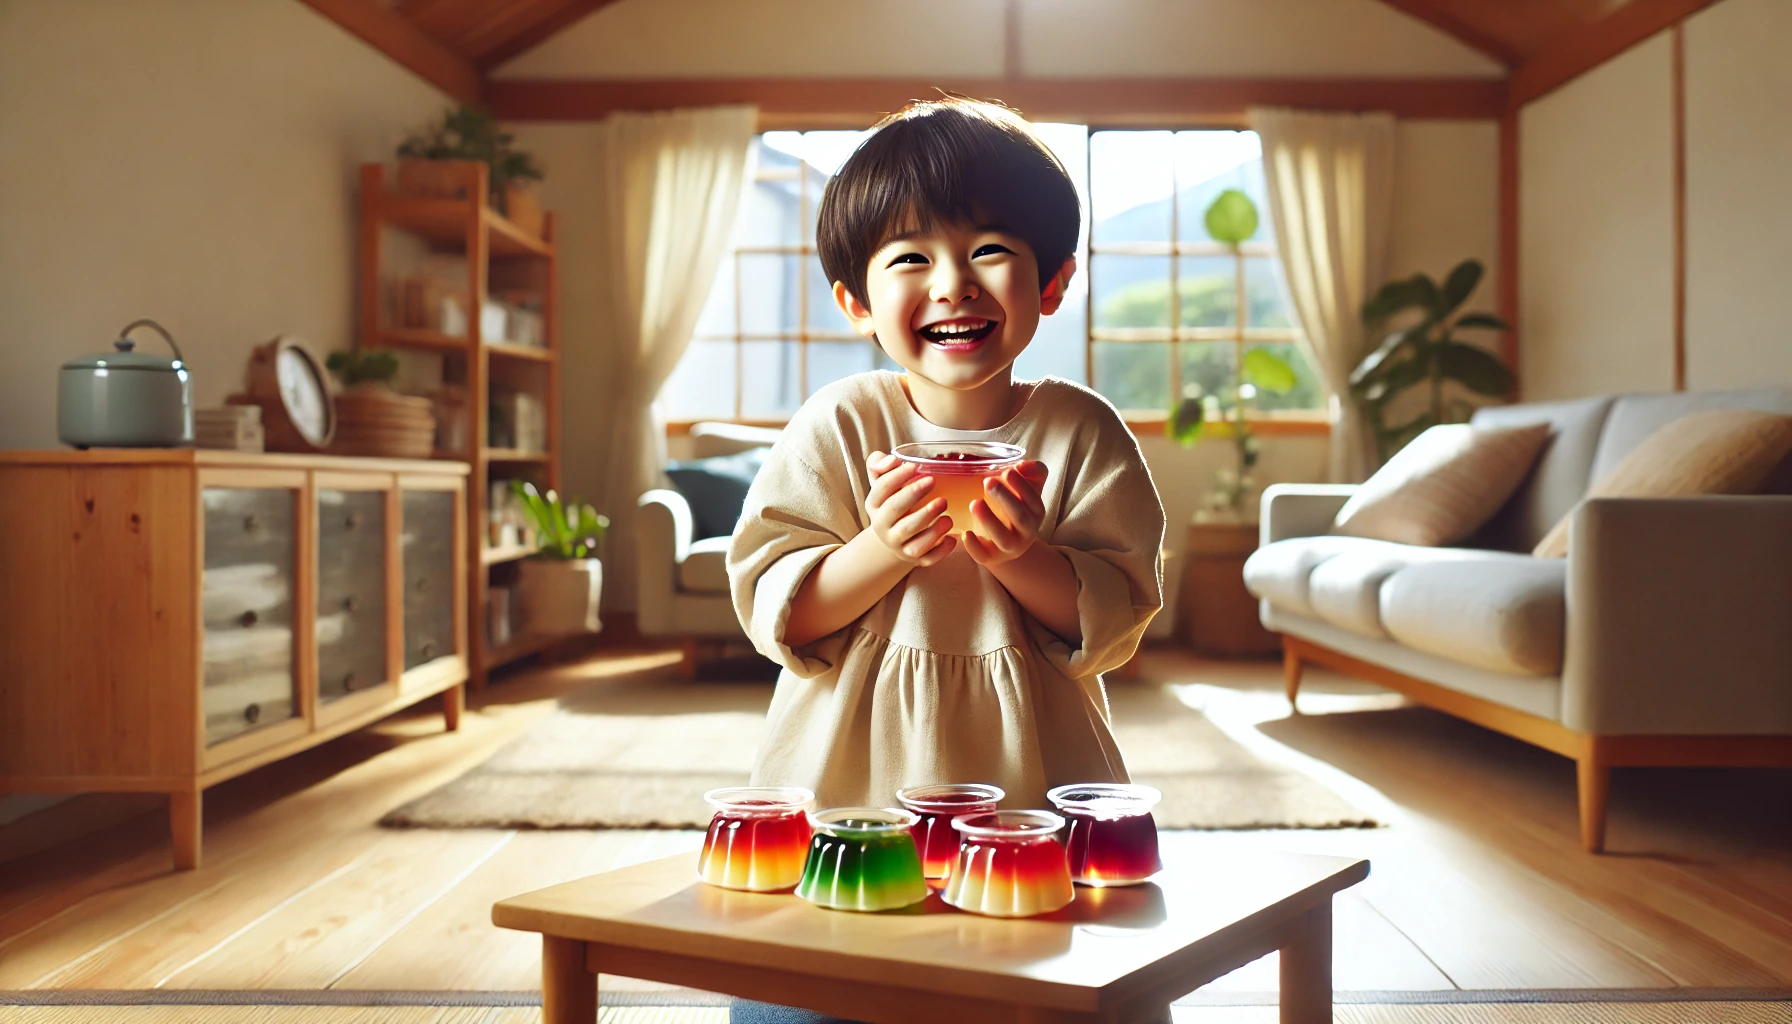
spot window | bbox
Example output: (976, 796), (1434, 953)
(660, 127), (1323, 422)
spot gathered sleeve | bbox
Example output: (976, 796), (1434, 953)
(727, 423), (867, 677)
(1035, 412), (1167, 682)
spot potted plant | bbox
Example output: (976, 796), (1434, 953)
(324, 349), (435, 459)
(511, 481), (610, 636)
(1351, 259), (1514, 461)
(396, 105), (546, 234)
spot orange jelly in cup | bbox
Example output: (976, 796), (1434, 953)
(890, 442), (1025, 537)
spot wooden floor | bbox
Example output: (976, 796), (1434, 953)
(1, 646), (1789, 1003)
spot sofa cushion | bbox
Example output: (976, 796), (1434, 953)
(1589, 389), (1792, 483)
(664, 447), (770, 540)
(677, 535), (733, 593)
(1305, 545), (1517, 639)
(1242, 536), (1382, 618)
(1469, 395), (1615, 552)
(1332, 422), (1552, 546)
(1380, 558), (1567, 676)
(1533, 409), (1792, 558)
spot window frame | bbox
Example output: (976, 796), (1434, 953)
(668, 123), (1330, 436)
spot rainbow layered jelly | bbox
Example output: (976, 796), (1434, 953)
(891, 442), (1024, 537)
(941, 810), (1074, 918)
(896, 783), (1004, 881)
(1047, 783), (1163, 887)
(795, 808), (929, 912)
(697, 787), (813, 892)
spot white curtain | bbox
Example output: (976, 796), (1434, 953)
(1248, 106), (1396, 482)
(588, 104), (756, 524)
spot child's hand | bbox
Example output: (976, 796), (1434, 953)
(865, 451), (956, 566)
(962, 461), (1049, 567)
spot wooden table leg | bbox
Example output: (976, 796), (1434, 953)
(542, 935), (596, 1024)
(443, 682), (464, 732)
(1279, 900), (1332, 1024)
(170, 789), (201, 871)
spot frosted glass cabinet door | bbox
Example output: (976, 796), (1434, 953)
(316, 490), (388, 703)
(201, 488), (298, 746)
(402, 489), (457, 669)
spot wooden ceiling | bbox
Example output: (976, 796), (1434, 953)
(303, 0), (1711, 114)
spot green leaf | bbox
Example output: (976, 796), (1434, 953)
(1454, 312), (1509, 331)
(1357, 354), (1427, 403)
(1241, 347), (1298, 395)
(1361, 274), (1440, 324)
(1350, 326), (1425, 389)
(1439, 260), (1484, 316)
(1169, 395), (1206, 447)
(1203, 189), (1259, 246)
(1438, 342), (1515, 396)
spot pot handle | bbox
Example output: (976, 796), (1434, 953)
(117, 319), (185, 363)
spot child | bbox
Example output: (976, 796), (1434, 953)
(727, 97), (1166, 813)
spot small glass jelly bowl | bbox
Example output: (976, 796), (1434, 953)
(1047, 783), (1163, 888)
(891, 442), (1025, 537)
(895, 783), (1005, 882)
(697, 786), (814, 892)
(941, 810), (1074, 918)
(795, 807), (930, 912)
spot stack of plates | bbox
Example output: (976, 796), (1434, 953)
(331, 385), (436, 459)
(195, 405), (264, 452)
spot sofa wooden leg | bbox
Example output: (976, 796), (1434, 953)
(1576, 744), (1611, 853)
(681, 639), (698, 680)
(1283, 643), (1304, 714)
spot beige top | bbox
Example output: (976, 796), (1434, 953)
(727, 372), (1166, 809)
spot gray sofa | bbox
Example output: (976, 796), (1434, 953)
(1246, 389), (1792, 852)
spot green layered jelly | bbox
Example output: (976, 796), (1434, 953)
(795, 810), (928, 912)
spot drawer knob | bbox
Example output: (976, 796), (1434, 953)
(243, 514), (261, 531)
(343, 595), (360, 613)
(420, 641), (437, 660)
(346, 512), (363, 529)
(240, 609), (259, 628)
(343, 672), (357, 691)
(415, 577), (430, 593)
(244, 703), (261, 724)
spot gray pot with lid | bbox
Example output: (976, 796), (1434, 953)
(59, 319), (194, 448)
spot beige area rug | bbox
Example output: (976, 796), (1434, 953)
(379, 676), (1377, 831)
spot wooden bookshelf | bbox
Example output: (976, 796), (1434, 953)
(358, 162), (562, 688)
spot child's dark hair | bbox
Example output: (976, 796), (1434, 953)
(817, 97), (1081, 309)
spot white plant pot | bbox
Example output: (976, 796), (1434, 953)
(516, 558), (603, 636)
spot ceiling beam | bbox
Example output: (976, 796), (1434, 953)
(296, 0), (482, 105)
(1372, 0), (1525, 68)
(1509, 0), (1723, 109)
(474, 0), (621, 70)
(487, 76), (1508, 127)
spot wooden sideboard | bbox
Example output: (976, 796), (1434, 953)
(1179, 520), (1281, 658)
(0, 450), (469, 869)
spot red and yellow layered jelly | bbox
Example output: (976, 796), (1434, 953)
(1048, 783), (1163, 887)
(796, 807), (929, 912)
(697, 787), (814, 892)
(891, 442), (1024, 537)
(941, 810), (1074, 918)
(896, 783), (1004, 881)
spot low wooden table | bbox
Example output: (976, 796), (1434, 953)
(493, 850), (1368, 1024)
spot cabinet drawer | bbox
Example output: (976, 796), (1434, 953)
(201, 487), (297, 746)
(317, 489), (388, 703)
(402, 489), (457, 669)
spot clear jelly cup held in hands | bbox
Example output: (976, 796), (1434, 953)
(1047, 783), (1164, 887)
(697, 787), (814, 892)
(795, 807), (930, 912)
(895, 783), (1005, 882)
(891, 442), (1025, 538)
(940, 810), (1075, 918)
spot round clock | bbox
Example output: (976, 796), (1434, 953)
(245, 336), (336, 452)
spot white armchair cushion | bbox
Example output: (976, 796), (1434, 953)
(677, 535), (733, 593)
(1242, 535), (1375, 618)
(1381, 558), (1567, 676)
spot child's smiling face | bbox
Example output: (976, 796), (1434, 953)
(834, 216), (1074, 393)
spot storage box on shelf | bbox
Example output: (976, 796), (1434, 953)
(358, 161), (562, 686)
(0, 450), (470, 870)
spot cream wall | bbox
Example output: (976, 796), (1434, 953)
(1684, 0), (1792, 390)
(1518, 33), (1676, 402)
(0, 0), (449, 450)
(496, 0), (1501, 79)
(1390, 121), (1501, 310)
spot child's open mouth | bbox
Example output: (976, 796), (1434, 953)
(916, 318), (996, 351)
